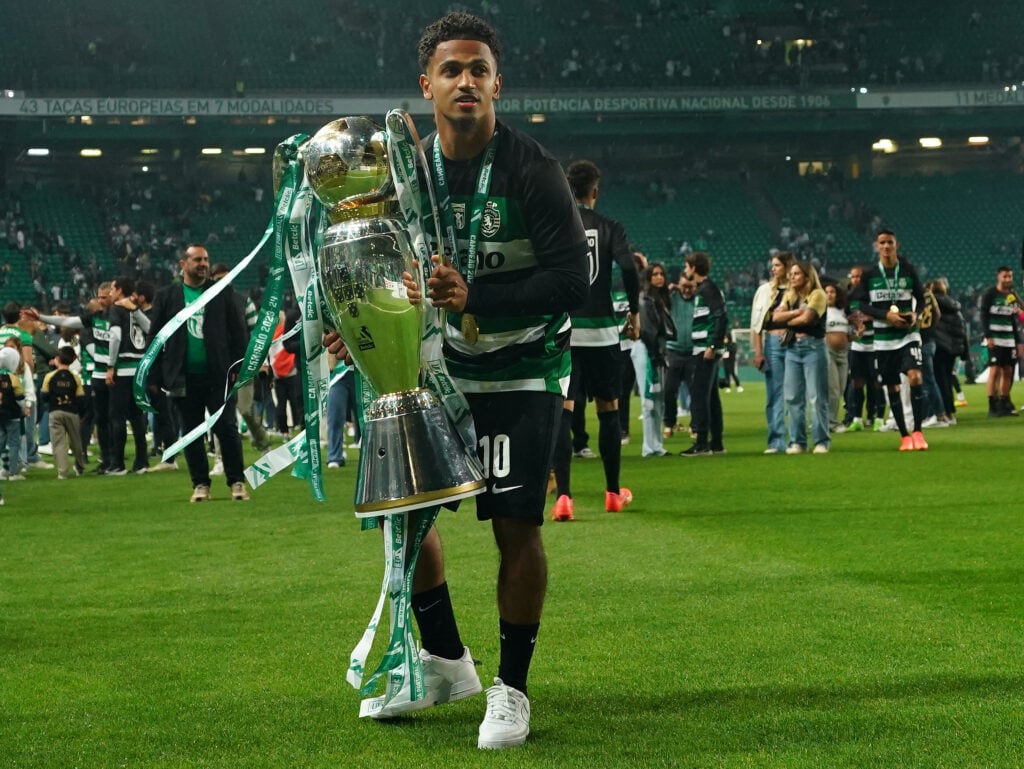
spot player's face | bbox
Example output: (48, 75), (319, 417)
(997, 270), (1014, 291)
(420, 39), (502, 130)
(876, 233), (898, 265)
(96, 288), (112, 308)
(848, 267), (862, 286)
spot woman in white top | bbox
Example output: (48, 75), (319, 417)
(750, 251), (795, 453)
(824, 282), (853, 433)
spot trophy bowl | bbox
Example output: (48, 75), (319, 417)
(307, 117), (485, 517)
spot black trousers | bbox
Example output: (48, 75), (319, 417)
(664, 350), (723, 448)
(91, 379), (112, 469)
(274, 375), (304, 433)
(150, 387), (180, 456)
(110, 374), (150, 470)
(173, 373), (245, 487)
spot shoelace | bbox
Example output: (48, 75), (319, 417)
(485, 686), (520, 723)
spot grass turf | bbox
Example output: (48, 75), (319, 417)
(3, 381), (1023, 768)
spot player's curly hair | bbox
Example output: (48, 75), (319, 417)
(565, 159), (601, 199)
(417, 12), (502, 71)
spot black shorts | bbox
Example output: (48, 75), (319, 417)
(873, 343), (923, 386)
(467, 390), (563, 525)
(848, 348), (874, 382)
(988, 345), (1018, 367)
(567, 345), (621, 403)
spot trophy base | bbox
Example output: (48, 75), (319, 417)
(354, 388), (486, 517)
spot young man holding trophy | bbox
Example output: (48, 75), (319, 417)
(325, 11), (589, 749)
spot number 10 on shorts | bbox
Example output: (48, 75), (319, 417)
(478, 434), (511, 478)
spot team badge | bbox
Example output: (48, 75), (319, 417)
(481, 201), (501, 238)
(453, 203), (466, 231)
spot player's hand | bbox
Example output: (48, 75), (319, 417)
(402, 261), (424, 306)
(886, 310), (910, 328)
(21, 307), (40, 321)
(323, 330), (353, 365)
(624, 311), (640, 340)
(116, 298), (137, 311)
(427, 259), (469, 312)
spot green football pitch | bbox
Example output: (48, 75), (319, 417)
(3, 381), (1023, 768)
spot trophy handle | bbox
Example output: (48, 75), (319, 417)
(386, 109), (451, 269)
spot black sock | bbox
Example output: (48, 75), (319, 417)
(412, 582), (464, 660)
(909, 384), (924, 432)
(889, 388), (909, 436)
(553, 409), (573, 498)
(498, 619), (539, 696)
(852, 386), (865, 421)
(597, 409), (621, 493)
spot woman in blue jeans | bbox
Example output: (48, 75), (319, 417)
(750, 251), (795, 454)
(773, 260), (830, 454)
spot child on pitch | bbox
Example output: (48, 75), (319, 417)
(41, 346), (88, 479)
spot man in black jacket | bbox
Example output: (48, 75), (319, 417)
(148, 245), (249, 501)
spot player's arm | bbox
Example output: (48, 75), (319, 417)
(106, 312), (123, 384)
(33, 312), (86, 330)
(979, 287), (994, 347)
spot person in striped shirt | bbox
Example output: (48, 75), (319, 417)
(850, 229), (928, 451)
(679, 250), (728, 456)
(980, 265), (1022, 417)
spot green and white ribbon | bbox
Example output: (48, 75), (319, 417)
(273, 173), (329, 500)
(135, 135), (329, 491)
(352, 508), (437, 715)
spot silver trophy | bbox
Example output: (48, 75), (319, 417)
(305, 117), (485, 517)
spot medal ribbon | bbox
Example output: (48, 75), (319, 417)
(879, 258), (901, 308)
(431, 131), (499, 287)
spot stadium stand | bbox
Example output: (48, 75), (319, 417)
(4, 1), (1024, 93)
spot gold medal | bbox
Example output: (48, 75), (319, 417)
(461, 312), (479, 345)
(889, 304), (899, 314)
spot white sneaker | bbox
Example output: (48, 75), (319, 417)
(361, 645), (482, 719)
(29, 459), (53, 469)
(573, 447), (596, 459)
(478, 678), (531, 749)
(921, 415), (940, 428)
(210, 459), (224, 476)
(151, 460), (179, 472)
(736, 386), (744, 392)
(812, 444), (830, 454)
(785, 444), (805, 455)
